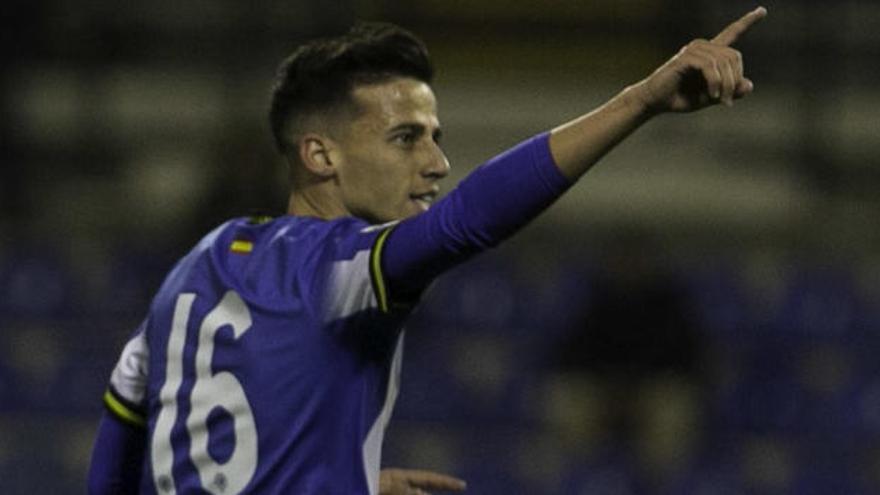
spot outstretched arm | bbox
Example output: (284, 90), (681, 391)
(379, 8), (768, 302)
(549, 6), (767, 181)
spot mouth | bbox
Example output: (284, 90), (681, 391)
(409, 191), (438, 210)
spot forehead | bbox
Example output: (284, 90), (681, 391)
(349, 78), (438, 131)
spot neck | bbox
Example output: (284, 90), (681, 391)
(287, 182), (348, 220)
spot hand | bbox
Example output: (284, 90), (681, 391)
(379, 468), (467, 495)
(632, 6), (768, 114)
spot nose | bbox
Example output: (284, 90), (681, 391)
(422, 144), (450, 180)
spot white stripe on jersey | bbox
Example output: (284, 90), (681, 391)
(359, 220), (400, 234)
(110, 328), (150, 405)
(323, 249), (378, 323)
(362, 332), (405, 495)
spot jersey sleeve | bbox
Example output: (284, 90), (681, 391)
(319, 221), (405, 322)
(103, 320), (150, 428)
(380, 132), (571, 300)
(88, 410), (148, 495)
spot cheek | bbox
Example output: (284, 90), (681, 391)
(359, 158), (408, 195)
(339, 148), (417, 216)
(340, 155), (380, 194)
(341, 161), (402, 211)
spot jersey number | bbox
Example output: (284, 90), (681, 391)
(150, 291), (258, 494)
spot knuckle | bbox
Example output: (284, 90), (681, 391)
(722, 60), (734, 74)
(726, 49), (743, 65)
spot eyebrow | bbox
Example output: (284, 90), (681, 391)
(387, 123), (424, 135)
(387, 123), (443, 141)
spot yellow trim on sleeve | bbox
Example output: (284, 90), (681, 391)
(370, 228), (393, 313)
(103, 390), (146, 428)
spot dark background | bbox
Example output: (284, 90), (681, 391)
(2, 0), (880, 493)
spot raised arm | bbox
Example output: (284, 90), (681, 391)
(549, 6), (767, 181)
(379, 8), (768, 302)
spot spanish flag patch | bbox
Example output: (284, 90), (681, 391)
(230, 239), (253, 254)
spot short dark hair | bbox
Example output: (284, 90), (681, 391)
(269, 22), (434, 154)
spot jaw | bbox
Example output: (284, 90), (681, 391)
(341, 190), (437, 224)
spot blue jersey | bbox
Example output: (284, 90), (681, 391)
(96, 133), (569, 494)
(105, 215), (408, 494)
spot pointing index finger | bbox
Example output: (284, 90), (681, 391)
(712, 6), (768, 46)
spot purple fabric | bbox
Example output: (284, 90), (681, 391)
(86, 132), (568, 493)
(383, 132), (571, 296)
(88, 412), (146, 494)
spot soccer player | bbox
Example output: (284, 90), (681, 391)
(88, 7), (767, 495)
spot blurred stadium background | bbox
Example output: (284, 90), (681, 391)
(3, 0), (880, 493)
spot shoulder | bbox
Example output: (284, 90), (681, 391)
(192, 215), (360, 253)
(194, 215), (395, 280)
(267, 216), (396, 260)
(178, 215), (395, 280)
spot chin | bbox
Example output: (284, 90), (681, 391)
(359, 205), (423, 224)
(361, 212), (403, 225)
(403, 207), (427, 219)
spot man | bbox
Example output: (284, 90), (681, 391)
(89, 7), (767, 494)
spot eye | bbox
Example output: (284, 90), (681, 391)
(392, 132), (416, 147)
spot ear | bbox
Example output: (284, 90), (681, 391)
(297, 133), (339, 178)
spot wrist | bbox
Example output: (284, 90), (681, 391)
(620, 81), (660, 119)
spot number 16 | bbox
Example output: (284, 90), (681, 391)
(151, 291), (258, 494)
